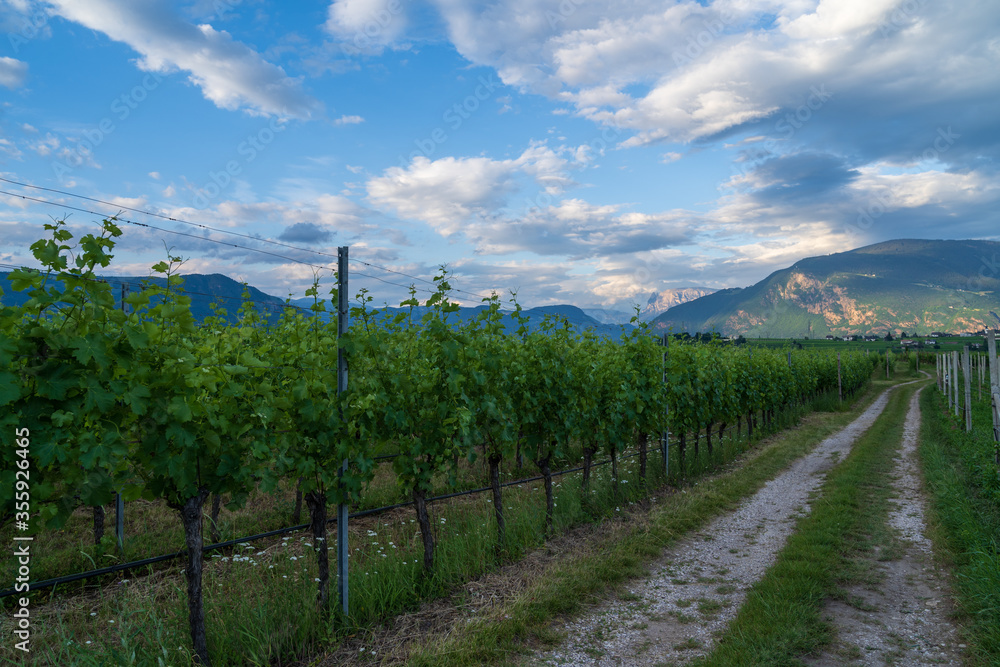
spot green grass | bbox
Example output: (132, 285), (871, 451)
(404, 377), (892, 666)
(0, 410), (772, 666)
(0, 375), (888, 666)
(692, 379), (924, 666)
(748, 336), (987, 354)
(918, 386), (1000, 666)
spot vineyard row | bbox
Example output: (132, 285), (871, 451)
(1, 219), (881, 664)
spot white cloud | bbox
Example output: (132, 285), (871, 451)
(365, 142), (581, 234)
(31, 133), (59, 156)
(0, 56), (28, 88)
(427, 0), (1000, 155)
(325, 0), (408, 54)
(334, 114), (365, 125)
(47, 0), (320, 118)
(368, 155), (517, 234)
(0, 138), (23, 160)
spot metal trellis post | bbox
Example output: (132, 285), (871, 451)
(661, 333), (669, 480)
(337, 246), (350, 616)
(116, 282), (127, 550)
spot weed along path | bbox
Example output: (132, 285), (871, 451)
(530, 382), (921, 667)
(804, 386), (963, 667)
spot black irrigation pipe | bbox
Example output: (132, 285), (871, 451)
(0, 450), (641, 599)
(5, 391), (859, 599)
(5, 398), (849, 597)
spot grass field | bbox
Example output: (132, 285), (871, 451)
(746, 335), (987, 354)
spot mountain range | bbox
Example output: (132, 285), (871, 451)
(652, 239), (1000, 338)
(582, 287), (717, 324)
(5, 239), (996, 339)
(0, 272), (641, 338)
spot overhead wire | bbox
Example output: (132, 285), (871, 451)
(0, 177), (501, 302)
(0, 188), (448, 299)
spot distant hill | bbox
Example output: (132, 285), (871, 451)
(582, 307), (635, 325)
(1, 272), (632, 337)
(0, 272), (293, 323)
(652, 239), (1000, 338)
(348, 303), (632, 338)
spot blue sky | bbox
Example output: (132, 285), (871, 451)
(1, 0), (998, 310)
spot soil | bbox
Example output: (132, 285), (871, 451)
(311, 380), (966, 666)
(803, 387), (964, 666)
(529, 380), (964, 666)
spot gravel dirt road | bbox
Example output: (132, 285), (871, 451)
(803, 386), (964, 667)
(530, 380), (961, 666)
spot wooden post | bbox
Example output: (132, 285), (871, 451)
(947, 352), (952, 407)
(661, 333), (670, 480)
(837, 351), (842, 403)
(963, 346), (972, 432)
(979, 352), (983, 401)
(336, 246), (350, 616)
(989, 331), (1000, 481)
(992, 388), (1000, 483)
(953, 351), (960, 417)
(989, 330), (999, 388)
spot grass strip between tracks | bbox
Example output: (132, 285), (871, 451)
(406, 377), (901, 666)
(918, 387), (1000, 666)
(694, 378), (924, 666)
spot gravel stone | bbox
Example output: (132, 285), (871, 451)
(530, 383), (916, 666)
(804, 386), (963, 667)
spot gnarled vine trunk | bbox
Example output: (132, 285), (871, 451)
(581, 444), (597, 495)
(637, 431), (648, 484)
(678, 431), (687, 478)
(93, 505), (105, 545)
(413, 486), (435, 574)
(488, 453), (505, 558)
(179, 488), (212, 666)
(305, 490), (329, 610)
(610, 443), (619, 499)
(535, 453), (555, 534)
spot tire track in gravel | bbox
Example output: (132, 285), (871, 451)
(804, 384), (964, 667)
(530, 381), (921, 667)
